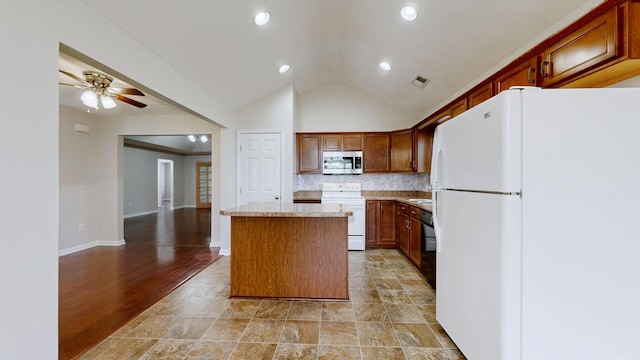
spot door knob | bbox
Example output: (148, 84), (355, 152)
(275, 195), (280, 200)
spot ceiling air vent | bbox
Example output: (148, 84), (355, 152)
(411, 75), (430, 89)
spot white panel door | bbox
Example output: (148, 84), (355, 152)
(238, 132), (281, 205)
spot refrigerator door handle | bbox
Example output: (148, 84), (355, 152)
(433, 190), (442, 253)
(430, 127), (442, 189)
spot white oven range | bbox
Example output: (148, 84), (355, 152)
(320, 183), (365, 250)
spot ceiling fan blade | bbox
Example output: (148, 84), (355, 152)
(59, 69), (86, 84)
(115, 94), (148, 108)
(111, 87), (145, 96)
(59, 82), (87, 89)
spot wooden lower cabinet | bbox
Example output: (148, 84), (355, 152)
(408, 207), (422, 267)
(395, 203), (423, 268)
(366, 200), (396, 248)
(395, 203), (409, 254)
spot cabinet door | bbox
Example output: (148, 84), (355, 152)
(495, 56), (538, 92)
(323, 134), (342, 151)
(450, 98), (468, 118)
(468, 82), (494, 109)
(408, 211), (422, 267)
(414, 126), (434, 173)
(379, 201), (396, 246)
(540, 6), (618, 87)
(363, 134), (390, 173)
(297, 134), (322, 173)
(390, 130), (413, 172)
(342, 134), (363, 151)
(366, 201), (378, 247)
(395, 204), (409, 255)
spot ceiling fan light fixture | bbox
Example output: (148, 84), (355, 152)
(187, 135), (197, 142)
(401, 6), (418, 21)
(200, 135), (208, 143)
(254, 11), (270, 26)
(81, 90), (98, 108)
(101, 95), (117, 109)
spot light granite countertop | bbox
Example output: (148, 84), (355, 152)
(293, 190), (434, 212)
(220, 202), (353, 217)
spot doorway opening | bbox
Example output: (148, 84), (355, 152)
(157, 159), (174, 209)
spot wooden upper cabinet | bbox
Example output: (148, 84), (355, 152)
(342, 133), (363, 151)
(296, 134), (322, 173)
(450, 98), (468, 118)
(414, 126), (435, 173)
(363, 134), (390, 173)
(322, 133), (363, 151)
(495, 56), (538, 93)
(390, 130), (413, 172)
(468, 82), (494, 109)
(540, 6), (618, 88)
(322, 134), (341, 151)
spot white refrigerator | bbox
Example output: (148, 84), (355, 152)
(430, 87), (640, 360)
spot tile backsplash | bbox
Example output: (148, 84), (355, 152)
(296, 173), (429, 191)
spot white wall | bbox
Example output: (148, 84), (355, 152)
(237, 85), (297, 204)
(59, 107), (99, 254)
(297, 83), (418, 132)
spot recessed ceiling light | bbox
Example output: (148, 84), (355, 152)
(279, 64), (290, 73)
(401, 6), (418, 21)
(254, 11), (270, 26)
(379, 62), (392, 71)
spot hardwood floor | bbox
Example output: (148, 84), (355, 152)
(59, 205), (220, 360)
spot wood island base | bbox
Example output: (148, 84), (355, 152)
(230, 216), (349, 300)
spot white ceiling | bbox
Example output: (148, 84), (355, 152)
(61, 0), (593, 120)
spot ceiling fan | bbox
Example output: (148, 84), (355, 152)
(59, 69), (147, 109)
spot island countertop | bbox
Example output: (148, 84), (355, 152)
(220, 202), (353, 217)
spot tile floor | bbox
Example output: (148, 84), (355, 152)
(79, 249), (466, 360)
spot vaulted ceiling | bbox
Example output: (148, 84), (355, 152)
(61, 0), (593, 120)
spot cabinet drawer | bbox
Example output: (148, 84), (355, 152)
(409, 206), (421, 220)
(396, 203), (409, 215)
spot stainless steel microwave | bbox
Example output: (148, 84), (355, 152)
(322, 151), (363, 174)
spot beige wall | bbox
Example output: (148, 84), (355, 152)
(298, 83), (418, 132)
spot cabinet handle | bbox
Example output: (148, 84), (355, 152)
(540, 61), (550, 78)
(527, 67), (535, 83)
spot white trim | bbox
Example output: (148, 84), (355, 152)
(209, 241), (221, 248)
(124, 209), (159, 219)
(173, 205), (195, 210)
(219, 248), (231, 256)
(59, 239), (126, 257)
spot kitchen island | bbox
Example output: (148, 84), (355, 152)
(220, 203), (352, 300)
